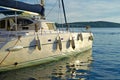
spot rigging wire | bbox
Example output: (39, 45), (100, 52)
(45, 0), (58, 18)
(46, 0), (68, 32)
(35, 0), (39, 4)
(46, 0), (65, 30)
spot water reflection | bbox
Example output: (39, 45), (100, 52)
(0, 50), (93, 80)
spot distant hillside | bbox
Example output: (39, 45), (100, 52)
(56, 21), (120, 28)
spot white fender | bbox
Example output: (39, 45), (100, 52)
(8, 46), (23, 51)
(88, 35), (93, 41)
(69, 36), (75, 49)
(36, 36), (41, 50)
(79, 33), (83, 41)
(88, 33), (93, 41)
(57, 36), (62, 51)
(71, 37), (75, 49)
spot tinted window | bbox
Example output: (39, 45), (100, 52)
(0, 20), (5, 29)
(17, 18), (33, 26)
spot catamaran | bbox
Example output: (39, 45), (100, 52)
(0, 0), (93, 72)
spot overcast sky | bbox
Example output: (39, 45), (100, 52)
(45, 0), (120, 23)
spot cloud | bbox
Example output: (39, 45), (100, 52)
(15, 0), (120, 23)
(45, 0), (120, 23)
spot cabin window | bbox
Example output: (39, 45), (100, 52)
(46, 23), (55, 30)
(0, 20), (5, 29)
(17, 18), (33, 26)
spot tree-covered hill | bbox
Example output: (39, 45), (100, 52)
(56, 21), (120, 28)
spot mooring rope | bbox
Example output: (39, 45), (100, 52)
(0, 36), (21, 65)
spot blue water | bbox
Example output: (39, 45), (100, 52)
(0, 28), (120, 80)
(90, 28), (120, 80)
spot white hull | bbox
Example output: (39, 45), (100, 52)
(0, 31), (93, 72)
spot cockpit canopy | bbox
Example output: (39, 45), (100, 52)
(0, 16), (36, 31)
(0, 16), (56, 31)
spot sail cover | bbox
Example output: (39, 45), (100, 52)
(0, 0), (44, 16)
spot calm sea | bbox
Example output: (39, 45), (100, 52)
(90, 28), (120, 80)
(0, 28), (120, 80)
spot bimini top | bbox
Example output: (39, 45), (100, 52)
(0, 0), (44, 16)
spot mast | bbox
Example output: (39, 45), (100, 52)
(41, 0), (45, 6)
(61, 0), (69, 31)
(41, 0), (45, 19)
